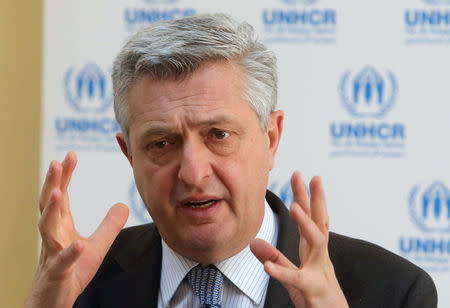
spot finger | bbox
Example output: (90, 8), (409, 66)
(250, 238), (297, 269)
(60, 151), (77, 193)
(89, 203), (129, 255)
(291, 171), (310, 216)
(309, 176), (329, 234)
(39, 189), (64, 253)
(53, 240), (84, 275)
(290, 202), (325, 251)
(39, 161), (62, 213)
(264, 261), (306, 290)
(299, 236), (309, 264)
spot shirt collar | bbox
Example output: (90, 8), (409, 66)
(159, 200), (279, 306)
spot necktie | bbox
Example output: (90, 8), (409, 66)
(187, 264), (224, 308)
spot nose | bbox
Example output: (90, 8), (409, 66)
(177, 138), (213, 187)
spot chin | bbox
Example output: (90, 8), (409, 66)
(189, 230), (228, 249)
(182, 231), (232, 261)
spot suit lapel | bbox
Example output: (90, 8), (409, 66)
(263, 191), (300, 308)
(98, 224), (162, 308)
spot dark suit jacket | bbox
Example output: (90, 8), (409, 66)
(75, 191), (437, 307)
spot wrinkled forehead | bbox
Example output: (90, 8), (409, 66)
(125, 61), (260, 133)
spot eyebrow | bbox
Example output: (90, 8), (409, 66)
(138, 115), (241, 140)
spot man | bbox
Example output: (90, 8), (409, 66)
(26, 14), (437, 308)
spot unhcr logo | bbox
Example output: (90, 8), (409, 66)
(269, 178), (310, 207)
(269, 180), (294, 206)
(261, 0), (336, 44)
(423, 0), (450, 5)
(329, 66), (406, 158)
(409, 182), (450, 233)
(124, 0), (196, 33)
(64, 63), (113, 114)
(399, 181), (450, 272)
(142, 0), (178, 3)
(404, 0), (450, 44)
(339, 67), (397, 118)
(55, 63), (119, 152)
(281, 0), (318, 5)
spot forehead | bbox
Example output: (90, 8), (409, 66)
(126, 61), (259, 130)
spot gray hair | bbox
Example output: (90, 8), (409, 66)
(112, 13), (277, 145)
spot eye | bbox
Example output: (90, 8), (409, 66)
(212, 130), (230, 140)
(155, 140), (169, 149)
(154, 140), (169, 149)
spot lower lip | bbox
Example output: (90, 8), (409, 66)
(179, 200), (223, 220)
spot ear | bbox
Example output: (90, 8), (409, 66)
(116, 132), (133, 165)
(266, 110), (284, 170)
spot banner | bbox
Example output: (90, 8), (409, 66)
(41, 0), (450, 305)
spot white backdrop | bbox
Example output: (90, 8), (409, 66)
(41, 0), (450, 306)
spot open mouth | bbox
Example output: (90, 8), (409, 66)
(183, 199), (219, 208)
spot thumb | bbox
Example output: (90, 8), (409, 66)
(89, 203), (129, 255)
(250, 238), (297, 270)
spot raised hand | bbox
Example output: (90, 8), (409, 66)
(25, 152), (129, 308)
(250, 171), (348, 308)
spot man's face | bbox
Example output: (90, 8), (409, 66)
(117, 61), (283, 263)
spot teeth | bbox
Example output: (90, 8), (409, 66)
(186, 200), (216, 208)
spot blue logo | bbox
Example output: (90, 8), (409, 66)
(409, 182), (450, 233)
(339, 67), (397, 118)
(55, 63), (119, 152)
(423, 0), (450, 5)
(330, 66), (405, 158)
(269, 180), (294, 206)
(263, 9), (336, 27)
(405, 10), (450, 26)
(125, 8), (195, 26)
(128, 182), (151, 224)
(55, 118), (119, 135)
(124, 0), (196, 34)
(143, 0), (178, 3)
(261, 0), (336, 44)
(269, 178), (310, 207)
(281, 0), (318, 5)
(404, 2), (450, 44)
(399, 181), (450, 272)
(64, 63), (113, 114)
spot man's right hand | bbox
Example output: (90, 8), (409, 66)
(25, 152), (129, 308)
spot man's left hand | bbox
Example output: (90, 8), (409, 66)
(250, 171), (348, 308)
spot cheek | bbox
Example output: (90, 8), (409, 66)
(207, 135), (240, 157)
(242, 134), (270, 170)
(133, 161), (174, 214)
(217, 140), (269, 200)
(242, 136), (271, 190)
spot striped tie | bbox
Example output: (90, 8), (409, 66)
(187, 264), (224, 308)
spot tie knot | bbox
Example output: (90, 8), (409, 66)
(187, 265), (224, 308)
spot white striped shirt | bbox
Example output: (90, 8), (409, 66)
(157, 200), (279, 308)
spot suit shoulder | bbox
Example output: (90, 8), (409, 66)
(115, 223), (156, 242)
(328, 232), (437, 307)
(105, 223), (159, 259)
(329, 232), (427, 277)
